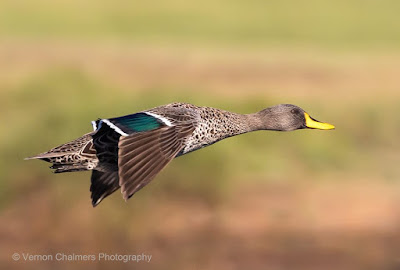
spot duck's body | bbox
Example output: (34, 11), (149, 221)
(155, 103), (251, 155)
(27, 102), (334, 206)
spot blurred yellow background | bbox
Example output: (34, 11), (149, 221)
(1, 0), (400, 269)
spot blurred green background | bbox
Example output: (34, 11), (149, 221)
(1, 0), (400, 269)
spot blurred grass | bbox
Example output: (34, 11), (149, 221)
(1, 0), (400, 48)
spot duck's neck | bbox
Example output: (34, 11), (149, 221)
(245, 111), (279, 131)
(216, 111), (278, 136)
(181, 110), (271, 156)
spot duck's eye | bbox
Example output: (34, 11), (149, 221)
(291, 109), (300, 115)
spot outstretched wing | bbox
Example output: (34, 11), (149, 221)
(93, 109), (196, 202)
(118, 122), (194, 200)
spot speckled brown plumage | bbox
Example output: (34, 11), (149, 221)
(148, 103), (252, 155)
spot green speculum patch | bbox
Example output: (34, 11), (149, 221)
(110, 113), (163, 133)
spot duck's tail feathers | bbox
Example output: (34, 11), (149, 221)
(25, 132), (98, 172)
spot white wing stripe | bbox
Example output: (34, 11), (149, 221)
(91, 121), (97, 131)
(145, 112), (173, 126)
(100, 119), (129, 136)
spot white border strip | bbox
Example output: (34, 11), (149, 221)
(145, 111), (172, 126)
(101, 119), (129, 136)
(91, 121), (97, 131)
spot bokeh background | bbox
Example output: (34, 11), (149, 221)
(1, 0), (400, 269)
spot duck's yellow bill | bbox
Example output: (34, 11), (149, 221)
(304, 112), (335, 130)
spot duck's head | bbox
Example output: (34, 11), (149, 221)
(256, 104), (335, 131)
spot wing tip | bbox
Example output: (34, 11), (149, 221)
(120, 186), (133, 202)
(121, 189), (129, 202)
(91, 192), (106, 207)
(91, 198), (101, 207)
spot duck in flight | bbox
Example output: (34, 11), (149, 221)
(26, 103), (335, 206)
